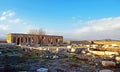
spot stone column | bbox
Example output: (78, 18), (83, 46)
(35, 36), (38, 44)
(16, 36), (18, 45)
(23, 36), (25, 44)
(53, 36), (55, 44)
(19, 37), (21, 45)
(35, 36), (37, 43)
(26, 37), (28, 43)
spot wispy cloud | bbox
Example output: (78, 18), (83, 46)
(42, 16), (120, 40)
(0, 24), (9, 31)
(2, 10), (14, 17)
(0, 10), (14, 21)
(75, 17), (120, 33)
(0, 10), (37, 39)
(0, 16), (6, 21)
(70, 16), (120, 40)
(9, 18), (22, 24)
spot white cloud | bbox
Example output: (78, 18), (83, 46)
(0, 16), (6, 21)
(0, 10), (14, 21)
(70, 16), (120, 40)
(37, 16), (120, 40)
(7, 12), (14, 17)
(9, 18), (22, 24)
(2, 10), (14, 17)
(0, 10), (37, 39)
(2, 12), (7, 16)
(0, 24), (10, 31)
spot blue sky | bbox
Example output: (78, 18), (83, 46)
(0, 0), (120, 40)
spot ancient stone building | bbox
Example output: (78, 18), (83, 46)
(7, 33), (63, 46)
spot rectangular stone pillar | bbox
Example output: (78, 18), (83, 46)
(19, 37), (21, 45)
(16, 37), (18, 45)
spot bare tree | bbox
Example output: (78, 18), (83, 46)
(27, 29), (46, 35)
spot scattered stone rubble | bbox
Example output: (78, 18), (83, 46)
(1, 45), (120, 72)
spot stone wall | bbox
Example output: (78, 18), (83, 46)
(7, 33), (63, 46)
(89, 50), (119, 56)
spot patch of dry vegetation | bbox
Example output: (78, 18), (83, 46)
(94, 41), (120, 46)
(96, 48), (120, 52)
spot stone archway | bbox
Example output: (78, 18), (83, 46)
(17, 38), (20, 45)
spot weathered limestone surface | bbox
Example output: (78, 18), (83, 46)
(7, 33), (63, 45)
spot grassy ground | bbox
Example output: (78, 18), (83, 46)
(94, 41), (120, 46)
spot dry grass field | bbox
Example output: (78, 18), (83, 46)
(94, 41), (120, 46)
(96, 48), (120, 52)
